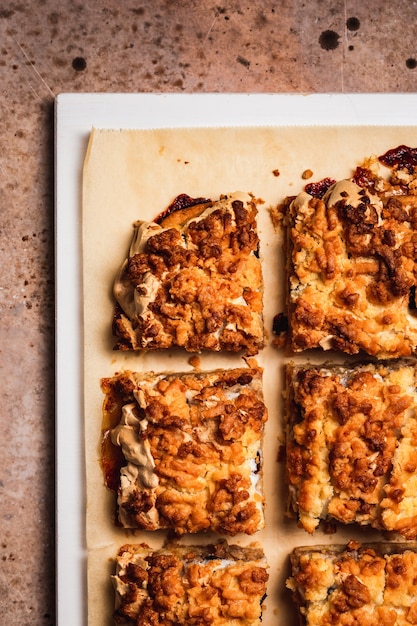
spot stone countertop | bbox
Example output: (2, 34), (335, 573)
(1, 1), (417, 624)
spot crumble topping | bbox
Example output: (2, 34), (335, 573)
(113, 541), (268, 626)
(112, 192), (264, 355)
(285, 359), (417, 538)
(285, 158), (417, 357)
(288, 542), (417, 626)
(101, 366), (267, 535)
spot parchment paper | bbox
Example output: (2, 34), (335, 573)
(82, 125), (417, 625)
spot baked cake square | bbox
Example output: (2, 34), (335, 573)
(285, 155), (417, 357)
(285, 359), (417, 538)
(287, 541), (417, 626)
(101, 365), (267, 535)
(112, 541), (268, 626)
(112, 192), (264, 355)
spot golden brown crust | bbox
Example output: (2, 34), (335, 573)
(112, 193), (264, 355)
(285, 160), (417, 357)
(112, 541), (268, 626)
(101, 366), (267, 535)
(285, 359), (417, 538)
(287, 541), (417, 626)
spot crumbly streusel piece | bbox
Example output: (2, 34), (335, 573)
(285, 156), (417, 357)
(287, 541), (417, 626)
(112, 541), (268, 626)
(112, 192), (264, 355)
(101, 365), (267, 535)
(285, 359), (417, 538)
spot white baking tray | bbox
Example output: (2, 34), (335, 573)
(54, 93), (417, 625)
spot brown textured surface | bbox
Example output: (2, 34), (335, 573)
(112, 194), (264, 355)
(113, 541), (268, 625)
(288, 542), (417, 626)
(286, 162), (417, 357)
(2, 1), (417, 624)
(286, 360), (417, 536)
(101, 367), (266, 535)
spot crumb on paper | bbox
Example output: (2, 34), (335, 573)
(272, 168), (280, 177)
(271, 311), (288, 349)
(272, 335), (287, 349)
(301, 169), (313, 180)
(277, 444), (286, 463)
(268, 203), (285, 231)
(322, 520), (338, 535)
(188, 355), (201, 369)
(242, 356), (260, 369)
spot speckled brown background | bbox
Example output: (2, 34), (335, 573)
(1, 1), (417, 624)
